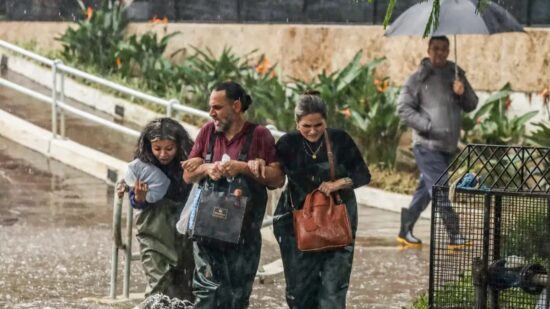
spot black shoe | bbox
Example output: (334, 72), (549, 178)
(397, 231), (422, 247)
(448, 234), (472, 250)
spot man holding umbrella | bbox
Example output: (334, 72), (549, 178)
(396, 35), (478, 248)
(386, 0), (524, 248)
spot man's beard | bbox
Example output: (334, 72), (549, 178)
(215, 117), (232, 132)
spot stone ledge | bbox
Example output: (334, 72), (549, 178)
(0, 108), (126, 184)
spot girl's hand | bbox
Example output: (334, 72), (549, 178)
(318, 181), (339, 196)
(181, 157), (203, 172)
(247, 158), (266, 178)
(116, 180), (127, 198)
(134, 180), (148, 203)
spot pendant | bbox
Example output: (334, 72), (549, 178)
(312, 155), (317, 159)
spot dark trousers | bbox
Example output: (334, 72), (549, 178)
(192, 232), (262, 309)
(407, 144), (460, 236)
(275, 220), (354, 309)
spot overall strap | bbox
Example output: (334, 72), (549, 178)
(237, 124), (257, 161)
(204, 125), (217, 163)
(205, 124), (257, 163)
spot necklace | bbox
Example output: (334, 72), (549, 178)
(303, 139), (324, 159)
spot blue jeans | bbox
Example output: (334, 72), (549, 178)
(407, 144), (460, 236)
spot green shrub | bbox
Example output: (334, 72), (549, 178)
(462, 83), (537, 145)
(115, 31), (182, 96)
(57, 0), (128, 73)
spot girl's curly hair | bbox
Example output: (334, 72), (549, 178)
(134, 118), (194, 167)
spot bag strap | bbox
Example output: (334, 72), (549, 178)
(324, 130), (343, 204)
(204, 125), (217, 163)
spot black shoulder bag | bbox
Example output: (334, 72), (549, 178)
(190, 125), (256, 244)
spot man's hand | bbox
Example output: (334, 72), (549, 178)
(207, 162), (224, 181)
(247, 158), (266, 178)
(181, 157), (204, 172)
(134, 180), (148, 203)
(220, 160), (245, 178)
(453, 80), (465, 96)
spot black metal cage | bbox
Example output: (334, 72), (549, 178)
(429, 145), (550, 309)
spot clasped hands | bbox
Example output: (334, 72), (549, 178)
(181, 157), (267, 181)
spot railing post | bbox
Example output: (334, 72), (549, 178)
(167, 99), (177, 117)
(58, 60), (66, 139)
(110, 188), (123, 299)
(51, 60), (61, 138)
(123, 203), (134, 298)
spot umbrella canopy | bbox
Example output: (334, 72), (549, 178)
(384, 0), (524, 37)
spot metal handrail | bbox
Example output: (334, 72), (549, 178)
(0, 39), (286, 138)
(0, 77), (140, 138)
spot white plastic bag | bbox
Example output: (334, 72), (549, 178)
(176, 183), (202, 235)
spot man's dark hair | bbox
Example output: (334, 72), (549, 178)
(212, 81), (253, 112)
(429, 36), (450, 47)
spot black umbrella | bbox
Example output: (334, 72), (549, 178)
(384, 0), (524, 78)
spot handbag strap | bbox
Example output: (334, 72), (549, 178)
(324, 131), (343, 204)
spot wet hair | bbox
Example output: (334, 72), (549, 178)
(134, 118), (194, 167)
(212, 81), (253, 112)
(294, 90), (327, 122)
(429, 36), (450, 47)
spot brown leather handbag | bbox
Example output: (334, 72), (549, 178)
(292, 131), (353, 252)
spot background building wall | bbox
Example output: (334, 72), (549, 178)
(0, 22), (548, 93)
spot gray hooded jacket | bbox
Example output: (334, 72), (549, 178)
(397, 58), (478, 154)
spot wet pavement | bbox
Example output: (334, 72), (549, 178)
(0, 135), (431, 309)
(0, 71), (432, 308)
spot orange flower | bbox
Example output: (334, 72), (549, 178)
(115, 57), (122, 68)
(374, 79), (389, 93)
(150, 16), (169, 24)
(540, 87), (550, 104)
(504, 96), (512, 111)
(255, 56), (271, 75)
(85, 6), (93, 20)
(339, 107), (352, 119)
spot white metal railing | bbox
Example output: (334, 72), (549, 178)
(0, 39), (285, 139)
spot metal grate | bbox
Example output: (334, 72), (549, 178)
(429, 145), (550, 308)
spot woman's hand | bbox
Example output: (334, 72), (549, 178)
(247, 158), (266, 178)
(318, 181), (340, 196)
(181, 157), (203, 172)
(134, 180), (148, 203)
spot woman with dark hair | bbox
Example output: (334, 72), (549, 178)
(272, 91), (371, 308)
(128, 117), (195, 301)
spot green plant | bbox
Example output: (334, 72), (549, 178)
(293, 52), (404, 167)
(462, 83), (538, 145)
(57, 0), (128, 73)
(179, 47), (253, 108)
(411, 292), (428, 309)
(115, 31), (182, 96)
(241, 63), (296, 131)
(527, 122), (550, 147)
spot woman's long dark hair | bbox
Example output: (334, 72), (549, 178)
(134, 118), (194, 174)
